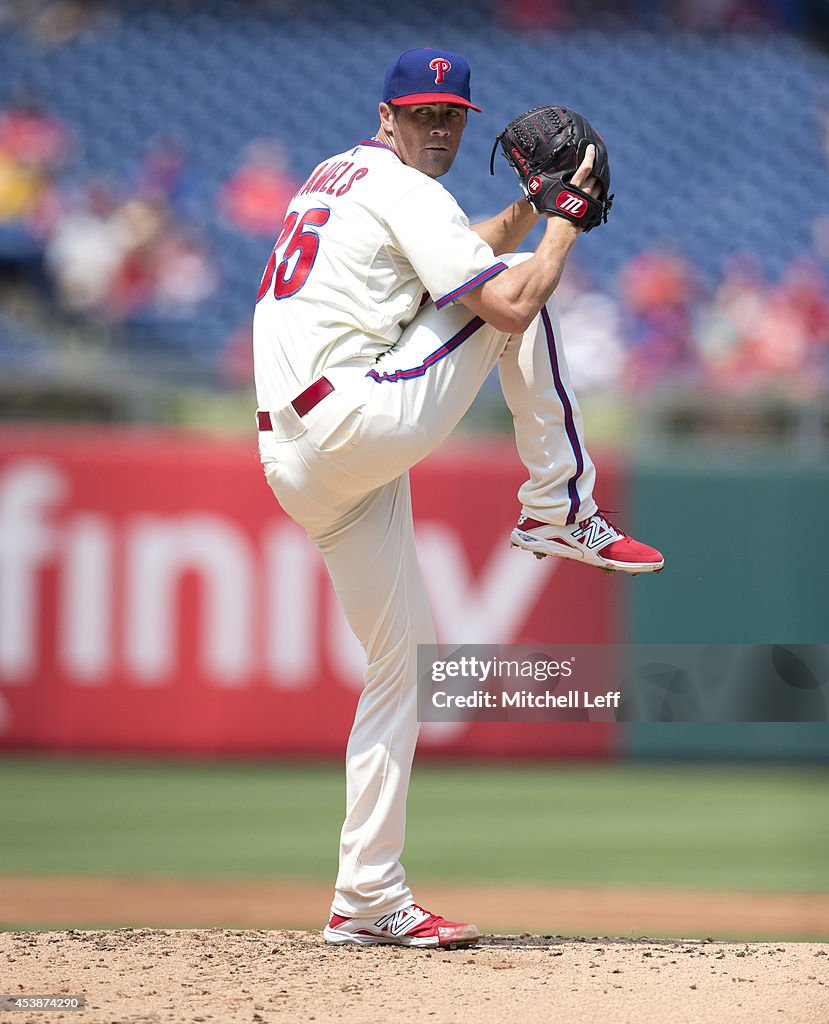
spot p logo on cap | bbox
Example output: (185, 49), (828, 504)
(429, 57), (451, 84)
(382, 47), (482, 112)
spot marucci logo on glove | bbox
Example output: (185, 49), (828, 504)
(527, 175), (543, 195)
(556, 191), (587, 217)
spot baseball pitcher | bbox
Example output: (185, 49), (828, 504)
(253, 47), (663, 949)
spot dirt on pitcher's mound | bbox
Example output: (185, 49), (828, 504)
(2, 929), (828, 1024)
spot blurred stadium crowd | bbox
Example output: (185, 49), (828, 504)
(0, 0), (828, 413)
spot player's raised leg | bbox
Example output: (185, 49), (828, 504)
(499, 297), (664, 574)
(321, 266), (662, 575)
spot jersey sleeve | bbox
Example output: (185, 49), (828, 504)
(384, 180), (507, 310)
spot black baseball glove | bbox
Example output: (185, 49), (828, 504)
(490, 105), (613, 231)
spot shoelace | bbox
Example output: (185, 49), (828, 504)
(411, 903), (437, 920)
(592, 509), (629, 540)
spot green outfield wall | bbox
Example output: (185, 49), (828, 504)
(625, 454), (829, 760)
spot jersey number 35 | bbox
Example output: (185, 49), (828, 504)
(257, 207), (331, 302)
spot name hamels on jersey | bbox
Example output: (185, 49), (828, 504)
(296, 159), (370, 200)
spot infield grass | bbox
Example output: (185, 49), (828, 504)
(0, 757), (826, 891)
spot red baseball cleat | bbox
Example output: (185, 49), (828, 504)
(511, 511), (664, 575)
(323, 903), (481, 948)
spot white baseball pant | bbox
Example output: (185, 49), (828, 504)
(260, 254), (597, 918)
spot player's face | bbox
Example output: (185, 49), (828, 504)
(381, 103), (468, 178)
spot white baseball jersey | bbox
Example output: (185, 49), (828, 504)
(253, 138), (507, 409)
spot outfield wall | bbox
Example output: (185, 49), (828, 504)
(0, 429), (825, 760)
(628, 455), (829, 761)
(0, 428), (622, 759)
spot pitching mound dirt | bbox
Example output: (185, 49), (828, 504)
(2, 929), (827, 1024)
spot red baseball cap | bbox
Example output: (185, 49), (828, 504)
(382, 47), (482, 112)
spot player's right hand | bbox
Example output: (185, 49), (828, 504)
(571, 143), (600, 198)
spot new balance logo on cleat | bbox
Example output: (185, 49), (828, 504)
(375, 905), (428, 936)
(571, 517), (618, 551)
(509, 511), (665, 575)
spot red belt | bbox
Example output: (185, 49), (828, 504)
(257, 377), (334, 430)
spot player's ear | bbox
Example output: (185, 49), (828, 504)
(379, 102), (395, 132)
